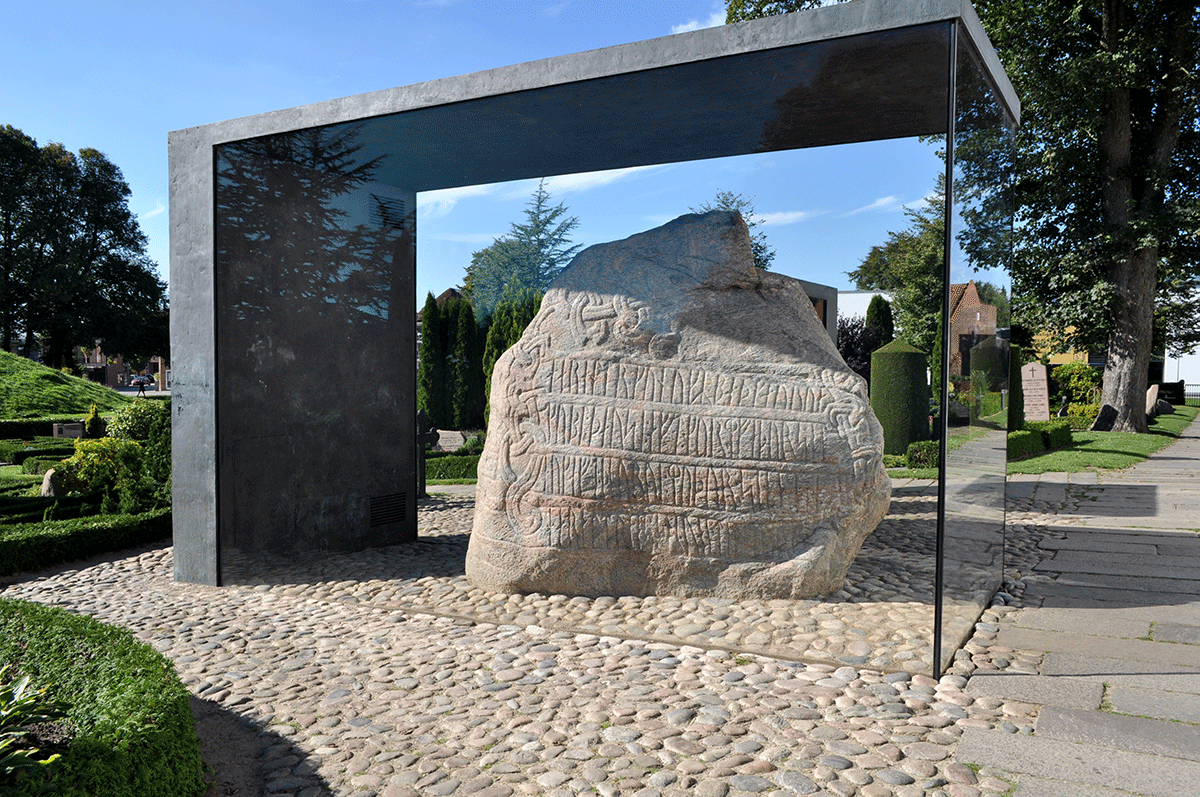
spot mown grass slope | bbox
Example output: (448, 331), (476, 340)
(0, 351), (130, 418)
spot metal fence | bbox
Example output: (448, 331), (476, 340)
(1186, 384), (1200, 407)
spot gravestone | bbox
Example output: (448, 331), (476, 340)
(1021, 362), (1050, 422)
(52, 423), (84, 439)
(1146, 384), (1160, 420)
(467, 211), (890, 600)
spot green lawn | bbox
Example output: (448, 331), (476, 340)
(0, 350), (129, 417)
(1007, 405), (1198, 474)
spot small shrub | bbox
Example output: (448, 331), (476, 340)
(882, 454), (907, 469)
(456, 431), (486, 455)
(105, 399), (165, 441)
(1007, 429), (1046, 459)
(55, 437), (142, 498)
(82, 404), (104, 439)
(906, 440), (940, 470)
(1065, 415), (1093, 430)
(1068, 402), (1100, 421)
(1026, 419), (1072, 450)
(1052, 361), (1102, 404)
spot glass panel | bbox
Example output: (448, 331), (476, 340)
(938, 25), (1017, 670)
(215, 126), (417, 583)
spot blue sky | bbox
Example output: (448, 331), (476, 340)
(2, 0), (961, 309)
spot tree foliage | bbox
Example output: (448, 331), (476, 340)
(417, 293), (487, 430)
(464, 180), (580, 321)
(972, 0), (1200, 432)
(482, 292), (543, 426)
(865, 295), (895, 345)
(848, 188), (946, 359)
(0, 125), (167, 367)
(689, 190), (775, 269)
(836, 315), (882, 385)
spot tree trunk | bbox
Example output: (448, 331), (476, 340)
(1101, 245), (1157, 433)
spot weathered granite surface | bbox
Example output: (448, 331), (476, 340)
(467, 211), (890, 599)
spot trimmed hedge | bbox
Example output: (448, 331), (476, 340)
(1025, 419), (1073, 450)
(906, 440), (939, 469)
(426, 453), (480, 480)
(0, 441), (76, 466)
(0, 508), (171, 577)
(0, 598), (204, 796)
(1007, 429), (1045, 459)
(870, 339), (930, 456)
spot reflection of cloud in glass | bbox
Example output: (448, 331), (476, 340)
(842, 195), (903, 216)
(502, 165), (665, 201)
(417, 184), (497, 218)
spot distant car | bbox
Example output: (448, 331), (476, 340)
(132, 375), (153, 387)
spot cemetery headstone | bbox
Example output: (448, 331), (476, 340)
(1021, 362), (1051, 422)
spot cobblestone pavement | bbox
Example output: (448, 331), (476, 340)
(0, 484), (1051, 797)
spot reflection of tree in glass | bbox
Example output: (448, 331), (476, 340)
(216, 125), (408, 340)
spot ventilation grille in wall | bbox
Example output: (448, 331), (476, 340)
(369, 493), (407, 527)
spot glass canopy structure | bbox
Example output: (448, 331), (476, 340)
(170, 0), (1018, 674)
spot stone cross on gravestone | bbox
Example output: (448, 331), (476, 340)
(1021, 362), (1051, 422)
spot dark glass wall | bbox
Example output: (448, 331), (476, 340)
(937, 25), (1017, 669)
(215, 126), (417, 582)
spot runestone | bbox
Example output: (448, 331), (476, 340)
(466, 211), (890, 599)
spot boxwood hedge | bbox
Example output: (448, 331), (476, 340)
(0, 598), (204, 796)
(1007, 429), (1046, 460)
(0, 508), (170, 577)
(426, 453), (480, 480)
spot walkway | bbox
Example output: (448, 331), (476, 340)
(957, 412), (1200, 796)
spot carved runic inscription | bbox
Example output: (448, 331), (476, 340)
(466, 211), (890, 600)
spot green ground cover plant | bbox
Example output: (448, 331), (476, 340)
(0, 352), (129, 418)
(1008, 406), (1199, 474)
(0, 598), (204, 797)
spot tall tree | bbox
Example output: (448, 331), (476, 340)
(729, 0), (1200, 433)
(0, 125), (167, 367)
(417, 292), (448, 428)
(865, 294), (895, 346)
(974, 0), (1199, 432)
(465, 180), (580, 321)
(689, 190), (775, 270)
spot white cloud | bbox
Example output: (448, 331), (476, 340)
(543, 1), (570, 17)
(139, 200), (166, 220)
(758, 209), (823, 226)
(417, 184), (497, 218)
(842, 195), (903, 216)
(671, 9), (725, 34)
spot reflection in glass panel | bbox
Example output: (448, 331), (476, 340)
(938, 25), (1017, 670)
(215, 126), (417, 583)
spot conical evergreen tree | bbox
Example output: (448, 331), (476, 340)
(417, 292), (449, 428)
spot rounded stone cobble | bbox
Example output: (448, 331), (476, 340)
(0, 493), (1053, 795)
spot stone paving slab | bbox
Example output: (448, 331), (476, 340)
(1152, 621), (1200, 645)
(996, 626), (1200, 668)
(1035, 537), (1157, 554)
(1044, 571), (1200, 596)
(1035, 705), (1200, 762)
(1040, 652), (1200, 694)
(1032, 598), (1200, 626)
(1010, 608), (1150, 639)
(1032, 553), (1200, 581)
(955, 727), (1200, 797)
(964, 673), (1103, 710)
(1012, 775), (1148, 797)
(1028, 581), (1200, 606)
(1108, 684), (1200, 723)
(1042, 524), (1200, 539)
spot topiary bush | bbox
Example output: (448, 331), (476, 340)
(870, 339), (930, 456)
(82, 404), (105, 440)
(0, 598), (203, 797)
